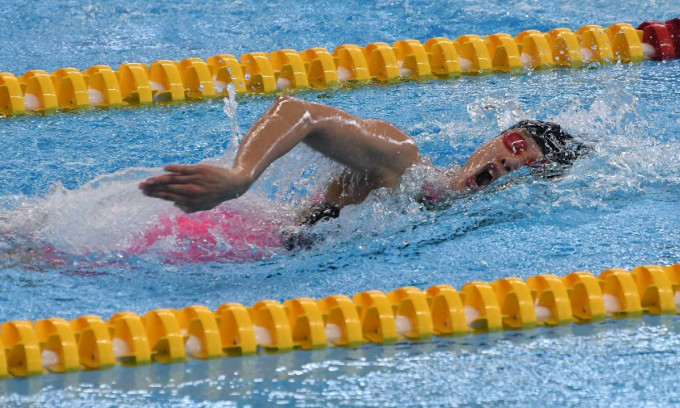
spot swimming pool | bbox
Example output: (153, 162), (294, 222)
(1, 0), (680, 406)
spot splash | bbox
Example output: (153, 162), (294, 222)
(466, 96), (527, 129)
(222, 83), (243, 153)
(548, 85), (680, 208)
(0, 167), (294, 263)
(0, 167), (169, 254)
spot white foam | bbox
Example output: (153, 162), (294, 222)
(325, 323), (343, 343)
(213, 80), (228, 94)
(150, 80), (170, 102)
(253, 325), (273, 346)
(88, 88), (106, 106)
(459, 57), (473, 71)
(399, 67), (412, 78)
(521, 52), (535, 68)
(41, 349), (60, 368)
(464, 305), (481, 327)
(222, 82), (242, 152)
(581, 47), (595, 62)
(336, 66), (352, 82)
(395, 315), (413, 336)
(641, 43), (657, 59)
(112, 337), (131, 358)
(397, 60), (412, 78)
(185, 335), (203, 357)
(603, 294), (621, 313)
(0, 166), (171, 254)
(149, 80), (166, 92)
(23, 93), (42, 111)
(276, 77), (292, 91)
(534, 305), (553, 322)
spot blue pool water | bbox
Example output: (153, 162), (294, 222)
(1, 0), (680, 406)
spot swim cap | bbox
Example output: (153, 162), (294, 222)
(507, 120), (591, 166)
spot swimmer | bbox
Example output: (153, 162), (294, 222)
(140, 96), (590, 224)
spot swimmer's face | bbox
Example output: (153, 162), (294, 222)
(451, 129), (545, 190)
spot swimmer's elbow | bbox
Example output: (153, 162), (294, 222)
(274, 94), (296, 104)
(275, 94), (307, 110)
(399, 142), (423, 167)
(274, 95), (313, 121)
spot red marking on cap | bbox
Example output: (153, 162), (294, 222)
(502, 131), (528, 155)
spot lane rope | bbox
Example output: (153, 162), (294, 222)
(0, 263), (678, 378)
(0, 19), (678, 117)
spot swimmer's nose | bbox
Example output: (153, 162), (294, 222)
(500, 157), (523, 173)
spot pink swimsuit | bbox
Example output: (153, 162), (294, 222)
(132, 208), (285, 262)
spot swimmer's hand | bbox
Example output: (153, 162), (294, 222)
(139, 164), (251, 213)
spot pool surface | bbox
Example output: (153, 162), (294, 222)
(1, 0), (680, 406)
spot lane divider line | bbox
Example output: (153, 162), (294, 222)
(0, 263), (678, 379)
(1, 19), (678, 118)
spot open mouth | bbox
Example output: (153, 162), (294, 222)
(468, 164), (498, 189)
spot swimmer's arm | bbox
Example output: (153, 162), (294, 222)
(140, 95), (422, 212)
(295, 171), (371, 224)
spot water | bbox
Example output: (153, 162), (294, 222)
(1, 0), (680, 406)
(223, 83), (243, 152)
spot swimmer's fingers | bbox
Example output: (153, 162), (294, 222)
(143, 183), (204, 196)
(140, 163), (249, 211)
(142, 185), (212, 212)
(139, 173), (197, 189)
(163, 164), (201, 175)
(140, 164), (219, 188)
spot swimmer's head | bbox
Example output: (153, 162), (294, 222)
(512, 120), (590, 167)
(450, 120), (590, 190)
